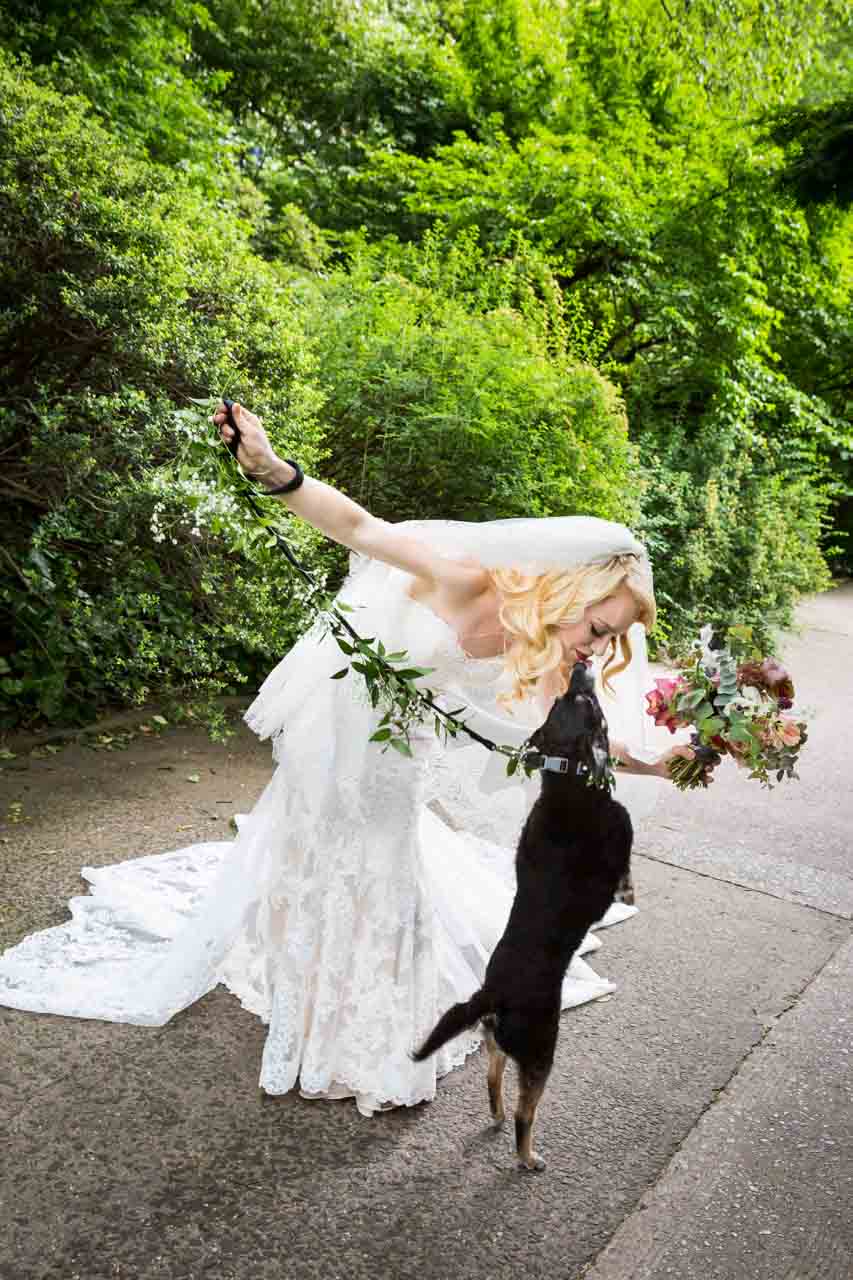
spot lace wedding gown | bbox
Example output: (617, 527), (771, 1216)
(0, 557), (641, 1117)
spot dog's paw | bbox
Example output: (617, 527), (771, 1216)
(518, 1153), (546, 1173)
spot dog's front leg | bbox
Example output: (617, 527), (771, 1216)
(483, 1023), (507, 1127)
(515, 1066), (549, 1172)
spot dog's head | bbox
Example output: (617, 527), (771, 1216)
(528, 662), (612, 787)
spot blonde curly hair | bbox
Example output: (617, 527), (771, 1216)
(490, 554), (656, 707)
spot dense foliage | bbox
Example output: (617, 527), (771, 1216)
(0, 61), (329, 724)
(304, 231), (640, 526)
(1, 0), (851, 726)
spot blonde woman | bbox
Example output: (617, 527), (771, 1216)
(0, 403), (697, 1117)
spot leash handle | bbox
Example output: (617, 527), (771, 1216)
(221, 397), (243, 462)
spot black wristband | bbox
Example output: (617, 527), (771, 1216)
(263, 459), (305, 495)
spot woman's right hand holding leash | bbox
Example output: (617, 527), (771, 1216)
(213, 401), (297, 490)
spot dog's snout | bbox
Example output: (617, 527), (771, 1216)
(569, 661), (595, 695)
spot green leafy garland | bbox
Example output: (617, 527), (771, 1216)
(319, 597), (533, 774)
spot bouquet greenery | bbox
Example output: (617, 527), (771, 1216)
(646, 626), (807, 790)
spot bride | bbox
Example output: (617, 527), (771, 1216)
(0, 403), (697, 1116)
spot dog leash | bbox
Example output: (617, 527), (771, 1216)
(220, 399), (316, 588)
(218, 399), (538, 766)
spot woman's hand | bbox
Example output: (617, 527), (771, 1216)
(212, 401), (291, 485)
(610, 740), (706, 781)
(651, 744), (694, 780)
(652, 743), (719, 784)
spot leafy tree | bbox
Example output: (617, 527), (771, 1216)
(767, 93), (853, 209)
(0, 58), (328, 725)
(0, 0), (850, 723)
(0, 0), (229, 169)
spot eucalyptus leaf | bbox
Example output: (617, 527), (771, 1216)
(726, 723), (753, 743)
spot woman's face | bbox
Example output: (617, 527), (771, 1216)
(556, 583), (639, 669)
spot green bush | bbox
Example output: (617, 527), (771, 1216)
(304, 231), (642, 528)
(640, 452), (831, 651)
(0, 59), (329, 727)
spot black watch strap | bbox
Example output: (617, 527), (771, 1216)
(263, 459), (305, 495)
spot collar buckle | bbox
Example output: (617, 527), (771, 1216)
(541, 754), (572, 774)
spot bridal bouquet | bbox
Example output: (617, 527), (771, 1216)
(645, 625), (807, 790)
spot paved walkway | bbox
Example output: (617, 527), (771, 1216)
(1, 587), (850, 1280)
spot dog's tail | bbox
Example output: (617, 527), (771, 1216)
(411, 988), (494, 1062)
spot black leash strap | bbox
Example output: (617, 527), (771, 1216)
(220, 399), (313, 585)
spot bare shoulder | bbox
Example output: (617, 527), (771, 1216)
(353, 518), (500, 639)
(406, 557), (500, 652)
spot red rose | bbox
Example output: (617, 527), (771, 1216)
(737, 658), (795, 709)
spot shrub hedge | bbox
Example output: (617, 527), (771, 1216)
(0, 65), (641, 727)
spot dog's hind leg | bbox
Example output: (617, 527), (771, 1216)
(482, 1019), (507, 1128)
(614, 866), (634, 906)
(515, 1066), (549, 1172)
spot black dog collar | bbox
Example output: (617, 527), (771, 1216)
(524, 752), (614, 792)
(525, 753), (583, 776)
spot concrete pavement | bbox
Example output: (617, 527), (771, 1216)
(584, 934), (853, 1280)
(0, 586), (850, 1280)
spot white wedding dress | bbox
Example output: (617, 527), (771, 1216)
(0, 546), (648, 1117)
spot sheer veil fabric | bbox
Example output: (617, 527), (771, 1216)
(0, 516), (661, 1117)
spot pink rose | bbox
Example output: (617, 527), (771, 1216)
(645, 678), (688, 734)
(762, 717), (802, 750)
(654, 677), (683, 702)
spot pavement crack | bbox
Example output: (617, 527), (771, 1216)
(634, 848), (853, 920)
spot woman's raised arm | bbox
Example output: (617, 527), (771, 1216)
(214, 402), (484, 600)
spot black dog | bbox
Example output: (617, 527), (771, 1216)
(412, 661), (633, 1171)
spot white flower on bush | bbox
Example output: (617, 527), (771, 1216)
(148, 473), (243, 540)
(150, 500), (167, 543)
